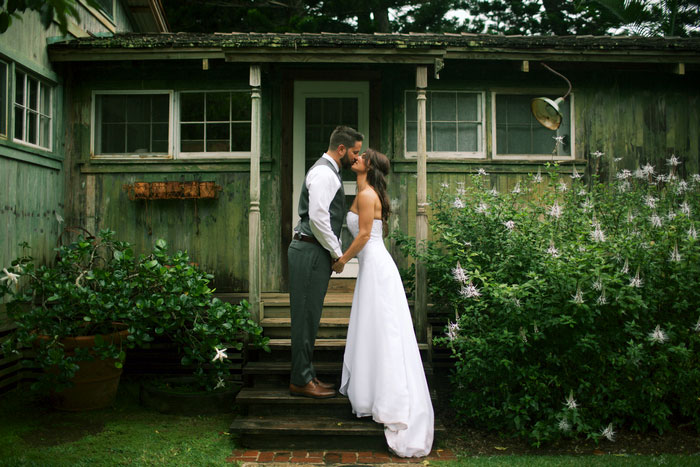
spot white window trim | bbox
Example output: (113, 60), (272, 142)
(0, 59), (8, 139)
(91, 90), (174, 160)
(13, 69), (53, 152)
(404, 90), (486, 160)
(176, 89), (253, 160)
(491, 91), (575, 161)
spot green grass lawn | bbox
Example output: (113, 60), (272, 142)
(0, 378), (234, 466)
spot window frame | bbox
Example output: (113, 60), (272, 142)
(0, 59), (7, 139)
(175, 89), (253, 160)
(93, 0), (115, 19)
(91, 90), (174, 160)
(13, 68), (54, 151)
(491, 91), (575, 161)
(404, 89), (486, 160)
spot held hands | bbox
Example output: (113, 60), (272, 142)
(332, 257), (345, 274)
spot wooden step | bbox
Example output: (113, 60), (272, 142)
(261, 317), (349, 327)
(267, 338), (429, 352)
(261, 317), (349, 338)
(244, 360), (433, 376)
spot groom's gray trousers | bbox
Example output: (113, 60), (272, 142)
(287, 238), (332, 387)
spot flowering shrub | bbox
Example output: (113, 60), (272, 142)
(397, 158), (700, 444)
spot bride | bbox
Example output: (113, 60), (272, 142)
(331, 149), (434, 457)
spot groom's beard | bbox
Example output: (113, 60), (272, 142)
(340, 153), (353, 169)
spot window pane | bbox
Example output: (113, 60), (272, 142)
(341, 98), (357, 125)
(27, 111), (38, 144)
(126, 123), (150, 152)
(506, 126), (531, 154)
(306, 99), (322, 125)
(40, 116), (50, 148)
(180, 93), (204, 122)
(101, 95), (126, 123)
(532, 127), (553, 154)
(206, 122), (229, 151)
(41, 83), (51, 116)
(152, 95), (169, 122)
(15, 71), (24, 106)
(0, 63), (7, 136)
(433, 122), (456, 151)
(180, 123), (204, 152)
(458, 123), (479, 152)
(432, 93), (456, 121)
(406, 121), (417, 152)
(405, 92), (417, 123)
(101, 123), (125, 153)
(458, 94), (479, 121)
(14, 106), (23, 140)
(28, 77), (38, 111)
(230, 92), (250, 121)
(231, 122), (250, 151)
(206, 92), (229, 121)
(126, 96), (149, 122)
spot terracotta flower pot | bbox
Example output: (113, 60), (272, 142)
(37, 328), (129, 411)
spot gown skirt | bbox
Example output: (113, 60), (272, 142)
(340, 211), (434, 457)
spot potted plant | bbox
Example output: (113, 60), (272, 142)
(1, 230), (268, 411)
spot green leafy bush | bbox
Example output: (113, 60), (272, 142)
(1, 230), (267, 393)
(397, 159), (700, 444)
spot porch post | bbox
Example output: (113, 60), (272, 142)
(249, 65), (262, 323)
(414, 66), (428, 343)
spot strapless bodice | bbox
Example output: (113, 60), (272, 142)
(346, 211), (384, 242)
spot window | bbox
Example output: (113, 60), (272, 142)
(94, 92), (171, 157)
(14, 70), (53, 150)
(94, 0), (114, 18)
(405, 91), (484, 158)
(178, 90), (251, 157)
(0, 61), (7, 138)
(493, 93), (573, 159)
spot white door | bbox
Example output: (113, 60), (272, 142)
(292, 81), (370, 278)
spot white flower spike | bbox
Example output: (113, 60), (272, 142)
(212, 347), (228, 362)
(451, 262), (468, 284)
(460, 282), (481, 299)
(548, 201), (563, 219)
(649, 325), (668, 344)
(572, 287), (584, 305)
(503, 220), (515, 231)
(564, 391), (578, 410)
(601, 423), (615, 442)
(215, 378), (226, 389)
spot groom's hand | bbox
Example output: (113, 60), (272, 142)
(332, 258), (345, 274)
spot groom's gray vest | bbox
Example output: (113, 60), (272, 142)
(295, 157), (345, 243)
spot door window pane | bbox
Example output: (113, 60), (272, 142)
(96, 93), (170, 155)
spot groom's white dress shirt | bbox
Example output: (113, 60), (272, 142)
(305, 153), (343, 260)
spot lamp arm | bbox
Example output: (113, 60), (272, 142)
(541, 63), (572, 101)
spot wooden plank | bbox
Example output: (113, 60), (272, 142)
(261, 317), (349, 327)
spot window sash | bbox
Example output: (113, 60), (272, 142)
(13, 70), (52, 150)
(0, 61), (7, 138)
(492, 92), (574, 160)
(405, 90), (485, 158)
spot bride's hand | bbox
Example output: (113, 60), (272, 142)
(332, 258), (345, 273)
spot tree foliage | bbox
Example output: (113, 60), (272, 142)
(0, 0), (100, 35)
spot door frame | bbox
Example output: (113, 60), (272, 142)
(292, 80), (370, 278)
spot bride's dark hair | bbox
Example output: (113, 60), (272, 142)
(364, 148), (392, 236)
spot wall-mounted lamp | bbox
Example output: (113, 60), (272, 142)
(531, 63), (572, 130)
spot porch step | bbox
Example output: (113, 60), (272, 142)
(267, 338), (429, 351)
(261, 317), (349, 338)
(244, 360), (433, 376)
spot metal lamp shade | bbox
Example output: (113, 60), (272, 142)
(531, 96), (564, 130)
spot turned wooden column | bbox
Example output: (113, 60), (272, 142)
(414, 65), (428, 343)
(249, 65), (262, 323)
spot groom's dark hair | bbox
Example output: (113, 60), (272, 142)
(328, 126), (363, 151)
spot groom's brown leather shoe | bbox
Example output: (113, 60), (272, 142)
(289, 380), (336, 399)
(313, 377), (335, 390)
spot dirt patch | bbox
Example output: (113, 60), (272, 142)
(20, 420), (105, 447)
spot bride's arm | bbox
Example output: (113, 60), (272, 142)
(334, 189), (375, 269)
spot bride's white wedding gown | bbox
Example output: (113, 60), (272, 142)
(340, 211), (434, 457)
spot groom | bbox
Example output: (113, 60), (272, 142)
(288, 125), (364, 398)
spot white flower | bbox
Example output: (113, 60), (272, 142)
(571, 167), (583, 180)
(592, 278), (603, 291)
(693, 317), (700, 333)
(656, 173), (669, 183)
(667, 154), (681, 166)
(577, 188), (587, 196)
(596, 291), (608, 305)
(475, 202), (489, 214)
(669, 243), (681, 262)
(457, 187), (467, 197)
(12, 264), (23, 274)
(446, 321), (460, 341)
(644, 196), (658, 209)
(692, 174), (700, 184)
(590, 224), (606, 243)
(547, 242), (560, 258)
(667, 210), (676, 221)
(55, 212), (64, 223)
(215, 378), (226, 389)
(618, 181), (631, 193)
(440, 182), (449, 188)
(621, 259), (629, 274)
(689, 225), (698, 240)
(452, 198), (465, 209)
(464, 241), (472, 248)
(553, 135), (565, 145)
(503, 220), (515, 231)
(676, 180), (689, 194)
(680, 201), (690, 216)
(477, 168), (488, 176)
(616, 169), (632, 180)
(650, 214), (662, 228)
(451, 262), (468, 284)
(548, 201), (563, 219)
(533, 169), (543, 183)
(533, 322), (539, 333)
(558, 419), (571, 433)
(460, 282), (481, 298)
(519, 328), (528, 343)
(600, 423), (615, 442)
(581, 199), (593, 213)
(557, 181), (569, 192)
(0, 268), (19, 286)
(649, 325), (668, 344)
(564, 391), (578, 410)
(634, 168), (645, 179)
(641, 163), (655, 176)
(512, 182), (521, 194)
(212, 347), (228, 362)
(572, 287), (584, 305)
(489, 188), (499, 197)
(614, 157), (623, 162)
(629, 269), (643, 288)
(592, 150), (604, 159)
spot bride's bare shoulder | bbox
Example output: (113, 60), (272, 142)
(357, 187), (379, 201)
